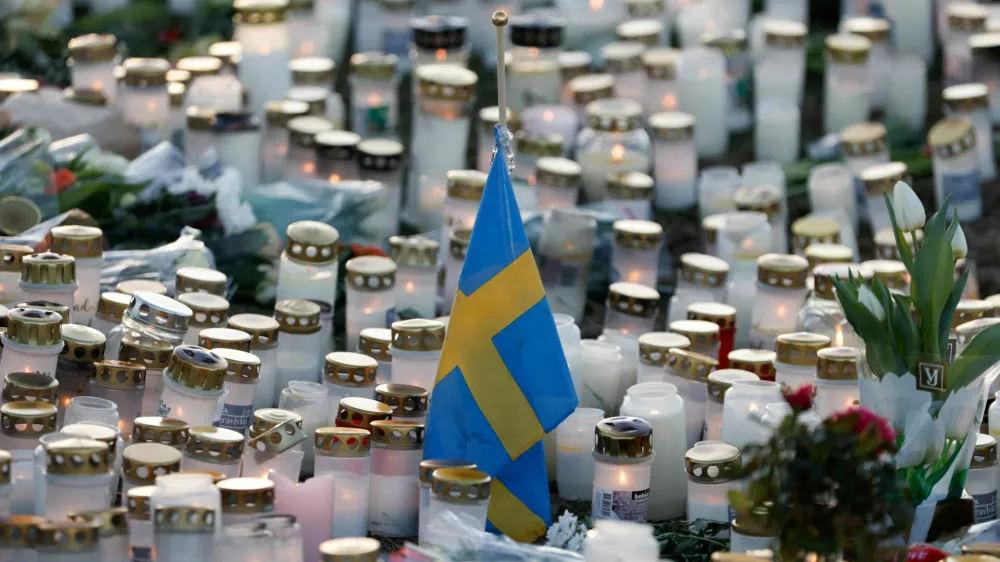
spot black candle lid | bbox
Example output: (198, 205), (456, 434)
(211, 111), (261, 133)
(510, 13), (565, 48)
(410, 15), (468, 50)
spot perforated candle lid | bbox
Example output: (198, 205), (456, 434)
(124, 291), (192, 332)
(290, 55), (335, 84)
(686, 442), (740, 482)
(315, 426), (371, 457)
(121, 57), (170, 87)
(250, 408), (303, 437)
(336, 397), (393, 430)
(756, 253), (810, 289)
(649, 111), (695, 140)
(35, 520), (102, 552)
(92, 360), (146, 389)
(374, 383), (429, 418)
(264, 99), (310, 127)
(841, 121), (887, 156)
(177, 292), (229, 328)
(48, 225), (103, 258)
(175, 56), (222, 77)
(370, 419), (426, 449)
(391, 319), (446, 352)
(812, 262), (872, 300)
(0, 244), (34, 272)
(4, 307), (62, 346)
(67, 507), (128, 537)
(324, 352), (378, 387)
(775, 332), (831, 366)
(118, 339), (173, 370)
(154, 506), (215, 534)
(594, 416), (652, 459)
(67, 33), (116, 62)
(186, 426), (245, 463)
(601, 41), (645, 72)
(349, 51), (398, 79)
(21, 252), (75, 285)
(679, 253), (729, 288)
(212, 348), (260, 383)
(446, 169), (488, 201)
(233, 0), (289, 23)
(763, 19), (807, 46)
(358, 327), (392, 362)
(585, 97), (643, 132)
(61, 422), (118, 457)
(734, 185), (781, 220)
(431, 467), (491, 503)
(208, 41), (240, 67)
(287, 115), (333, 148)
(416, 64), (477, 101)
(228, 313), (280, 350)
(727, 349), (776, 381)
(948, 2), (988, 31)
(450, 228), (472, 261)
(0, 78), (38, 102)
(568, 73), (614, 106)
(955, 299), (994, 326)
(2, 372), (58, 404)
(357, 138), (405, 171)
(175, 266), (227, 296)
(126, 486), (155, 520)
(687, 302), (737, 331)
(638, 332), (690, 366)
(842, 16), (891, 43)
(707, 369), (760, 403)
(666, 348), (718, 381)
(274, 299), (322, 334)
(641, 47), (679, 80)
(198, 327), (252, 352)
(389, 236), (439, 269)
(0, 515), (46, 547)
(861, 259), (909, 290)
(115, 279), (168, 296)
(132, 416), (190, 447)
(606, 172), (654, 201)
(607, 282), (660, 319)
(320, 537), (382, 562)
(613, 219), (663, 250)
(860, 161), (908, 196)
(560, 51), (592, 81)
(535, 157), (581, 188)
(46, 437), (109, 475)
(928, 117), (977, 158)
(122, 443), (182, 484)
(345, 256), (397, 292)
(316, 130), (360, 162)
(616, 18), (663, 46)
(164, 345), (228, 391)
(669, 319), (720, 346)
(419, 458), (476, 485)
(218, 477), (275, 513)
(816, 346), (859, 380)
(805, 243), (855, 270)
(791, 216), (840, 252)
(60, 324), (106, 362)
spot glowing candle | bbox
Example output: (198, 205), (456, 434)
(67, 34), (118, 104)
(314, 427), (372, 538)
(389, 236), (439, 319)
(749, 254), (810, 350)
(774, 332), (830, 389)
(345, 256), (397, 353)
(591, 416), (653, 522)
(577, 98), (653, 201)
(720, 379), (782, 450)
(234, 0), (292, 119)
(685, 442), (740, 526)
(368, 420), (424, 537)
(349, 52), (400, 139)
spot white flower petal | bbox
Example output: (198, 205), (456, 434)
(952, 224), (968, 259)
(892, 181), (926, 231)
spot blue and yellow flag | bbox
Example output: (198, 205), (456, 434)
(424, 129), (579, 542)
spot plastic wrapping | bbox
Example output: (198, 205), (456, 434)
(98, 227), (217, 294)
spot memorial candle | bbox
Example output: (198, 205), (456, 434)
(68, 34), (118, 104)
(887, 55), (928, 133)
(389, 319), (445, 396)
(591, 416), (653, 523)
(943, 82), (997, 181)
(284, 115), (333, 180)
(273, 300), (323, 398)
(774, 332), (830, 388)
(755, 20), (807, 107)
(748, 254), (810, 350)
(841, 17), (891, 111)
(367, 420), (424, 537)
(520, 104), (580, 156)
(315, 130), (360, 183)
(617, 18), (664, 47)
(664, 348), (717, 446)
(721, 379), (783, 451)
(573, 340), (623, 415)
(641, 48), (680, 116)
(275, 221), (340, 306)
(35, 520), (103, 562)
(537, 209), (597, 323)
(859, 162), (909, 234)
(389, 236), (439, 320)
(678, 47), (728, 158)
(0, 245), (32, 307)
(687, 302), (737, 366)
(227, 314), (281, 411)
(211, 348), (260, 434)
(0, 308), (64, 381)
(314, 427), (372, 539)
(507, 13), (565, 111)
(703, 29), (751, 133)
(649, 111), (697, 211)
(704, 369), (759, 442)
(620, 383), (687, 520)
(611, 219), (662, 287)
(349, 52), (400, 139)
(971, 33), (1000, 125)
(181, 427), (244, 478)
(560, 51), (593, 106)
(120, 58), (171, 145)
(359, 328), (393, 383)
(823, 34), (872, 135)
(946, 3), (988, 87)
(344, 256), (397, 352)
(928, 117), (982, 222)
(568, 73), (615, 122)
(426, 468), (492, 543)
(441, 170), (486, 253)
(755, 101), (800, 166)
(18, 253), (77, 320)
(577, 98), (652, 201)
(734, 185), (786, 253)
(842, 121), (890, 224)
(884, 0), (933, 62)
(556, 408), (604, 501)
(790, 216), (840, 257)
(157, 346), (227, 427)
(357, 138), (405, 235)
(685, 442), (740, 525)
(244, 408), (306, 479)
(535, 157), (582, 210)
(812, 347), (860, 419)
(234, 0), (291, 119)
(605, 172), (654, 220)
(602, 42), (647, 103)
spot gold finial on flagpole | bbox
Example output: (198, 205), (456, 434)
(492, 10), (508, 132)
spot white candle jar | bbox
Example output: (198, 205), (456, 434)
(118, 341), (173, 419)
(790, 216), (841, 258)
(345, 257), (397, 353)
(41, 438), (112, 520)
(442, 229), (470, 317)
(520, 104), (580, 157)
(49, 226), (102, 328)
(755, 20), (807, 107)
(669, 319), (720, 361)
(507, 14), (565, 111)
(1, 308), (64, 381)
(359, 327), (393, 383)
(813, 347), (860, 419)
(227, 314), (280, 411)
(179, 57), (242, 113)
(859, 162), (909, 234)
(441, 170), (487, 246)
(637, 332), (690, 385)
(734, 186), (786, 254)
(427, 468), (491, 540)
(477, 106), (517, 172)
(104, 291), (192, 363)
(274, 221), (340, 309)
(324, 352), (378, 411)
(314, 426), (372, 538)
(153, 506), (215, 562)
(805, 243), (855, 272)
(120, 58), (171, 138)
(971, 34), (1000, 125)
(217, 477), (275, 526)
(605, 172), (654, 220)
(841, 121), (889, 225)
(290, 57), (345, 128)
(389, 319), (445, 395)
(555, 407), (604, 502)
(577, 98), (652, 201)
(620, 382), (687, 520)
(368, 419), (424, 537)
(286, 0), (328, 58)
(806, 165), (855, 246)
(591, 416), (653, 523)
(157, 345), (228, 426)
(640, 48), (680, 117)
(970, 433), (999, 523)
(823, 35), (872, 135)
(928, 117), (982, 222)
(0, 514), (44, 560)
(284, 115), (333, 180)
(243, 408), (306, 479)
(560, 51), (593, 106)
(749, 254), (810, 351)
(18, 253), (77, 320)
(685, 441), (740, 525)
(315, 130), (361, 183)
(286, 84), (329, 118)
(677, 47), (728, 158)
(126, 485), (155, 562)
(797, 263), (868, 349)
(234, 0), (291, 119)
(755, 99), (800, 166)
(89, 292), (129, 337)
(605, 282), (659, 338)
(389, 236), (439, 319)
(182, 421), (244, 478)
(534, 157), (582, 210)
(279, 380), (330, 469)
(177, 293), (229, 346)
(409, 15), (469, 74)
(946, 4), (988, 87)
(697, 166), (741, 219)
(583, 519), (659, 562)
(774, 331), (830, 389)
(601, 42), (646, 104)
(648, 111), (697, 211)
(262, 99), (310, 182)
(703, 30), (751, 133)
(357, 138), (405, 234)
(841, 17), (890, 111)
(944, 83), (996, 181)
(273, 299), (323, 400)
(35, 520), (103, 562)
(573, 340), (623, 416)
(210, 111), (263, 188)
(121, 443), (182, 499)
(611, 220), (662, 287)
(705, 369), (760, 442)
(349, 52), (400, 139)
(0, 245), (33, 307)
(718, 213), (773, 349)
(664, 348), (718, 447)
(67, 34), (118, 103)
(89, 360), (145, 437)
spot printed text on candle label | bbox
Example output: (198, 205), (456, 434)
(974, 490), (998, 523)
(593, 487), (649, 522)
(217, 403), (253, 431)
(941, 170), (981, 207)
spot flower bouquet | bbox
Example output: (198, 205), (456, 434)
(831, 183), (1000, 541)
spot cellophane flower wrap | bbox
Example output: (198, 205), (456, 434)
(832, 185), (1000, 541)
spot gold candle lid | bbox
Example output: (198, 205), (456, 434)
(568, 73), (615, 106)
(873, 228), (920, 261)
(35, 520), (101, 551)
(218, 477), (275, 513)
(679, 253), (729, 288)
(0, 78), (38, 101)
(132, 416), (190, 447)
(176, 292), (229, 328)
(285, 220), (340, 265)
(264, 99), (310, 127)
(734, 185), (781, 220)
(419, 459), (476, 485)
(416, 64), (478, 102)
(374, 383), (429, 418)
(61, 422), (118, 459)
(0, 244), (34, 273)
(314, 426), (371, 457)
(250, 408), (303, 438)
(345, 256), (397, 292)
(791, 216), (840, 254)
(613, 219), (663, 250)
(641, 47), (679, 80)
(233, 0), (289, 24)
(349, 51), (398, 79)
(212, 348), (260, 383)
(450, 228), (472, 261)
(955, 299), (994, 325)
(478, 105), (519, 132)
(390, 319), (446, 352)
(686, 442), (741, 482)
(949, 2), (988, 31)
(756, 253), (810, 289)
(118, 339), (173, 370)
(841, 121), (887, 156)
(290, 56), (336, 85)
(48, 225), (102, 259)
(274, 299), (322, 335)
(67, 507), (128, 537)
(389, 236), (439, 269)
(186, 426), (245, 463)
(1, 401), (57, 437)
(943, 82), (990, 112)
(175, 266), (227, 296)
(606, 172), (654, 201)
(46, 437), (109, 475)
(585, 97), (643, 132)
(973, 433), (998, 468)
(60, 324), (106, 362)
(0, 515), (46, 547)
(0, 451), (10, 486)
(638, 332), (690, 366)
(370, 419), (425, 450)
(175, 56), (222, 78)
(861, 259), (909, 290)
(805, 243), (855, 270)
(594, 416), (653, 459)
(63, 87), (108, 107)
(228, 313), (280, 350)
(122, 57), (170, 88)
(67, 33), (117, 62)
(703, 28), (748, 54)
(763, 19), (807, 47)
(687, 302), (737, 332)
(123, 443), (183, 483)
(126, 486), (155, 520)
(776, 332), (831, 366)
(601, 41), (646, 73)
(208, 41), (241, 68)
(626, 0), (663, 16)
(2, 372), (58, 404)
(515, 131), (563, 158)
(928, 117), (977, 158)
(616, 18), (663, 46)
(560, 51), (592, 81)
(649, 111), (695, 141)
(825, 33), (871, 64)
(15, 301), (69, 327)
(324, 352), (378, 387)
(154, 506), (215, 534)
(21, 252), (76, 285)
(320, 537), (382, 562)
(115, 279), (168, 296)
(164, 345), (228, 392)
(860, 161), (909, 197)
(842, 16), (891, 43)
(198, 327), (252, 352)
(535, 157), (581, 188)
(669, 319), (720, 347)
(4, 307), (62, 346)
(446, 169), (488, 201)
(316, 130), (361, 163)
(607, 282), (660, 319)
(816, 346), (859, 381)
(358, 327), (392, 362)
(727, 349), (776, 380)
(92, 360), (146, 389)
(166, 68), (191, 86)
(288, 115), (333, 148)
(707, 369), (760, 403)
(337, 397), (393, 430)
(666, 348), (718, 381)
(812, 263), (872, 300)
(431, 467), (491, 503)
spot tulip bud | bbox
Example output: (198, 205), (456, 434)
(952, 224), (968, 259)
(892, 181), (926, 232)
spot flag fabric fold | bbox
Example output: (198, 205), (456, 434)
(423, 126), (579, 542)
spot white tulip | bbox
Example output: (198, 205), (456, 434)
(952, 223), (968, 259)
(892, 181), (926, 231)
(858, 285), (886, 322)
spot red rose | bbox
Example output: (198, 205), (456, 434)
(782, 383), (814, 412)
(829, 406), (897, 450)
(905, 545), (948, 562)
(46, 169), (77, 195)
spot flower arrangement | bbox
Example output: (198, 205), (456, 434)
(731, 385), (912, 562)
(831, 183), (1000, 539)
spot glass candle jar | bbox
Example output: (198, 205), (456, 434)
(637, 332), (690, 385)
(507, 14), (564, 111)
(605, 172), (654, 220)
(345, 257), (397, 352)
(121, 443), (182, 498)
(703, 29), (750, 133)
(610, 220), (662, 287)
(1, 308), (64, 381)
(734, 185), (786, 254)
(284, 115), (333, 180)
(946, 4), (988, 86)
(278, 380), (329, 469)
(67, 33), (118, 103)
(577, 98), (652, 201)
(118, 340), (173, 418)
(797, 263), (869, 349)
(572, 340), (623, 416)
(540, 215), (597, 321)
(275, 221), (340, 308)
(555, 407), (604, 503)
(685, 441), (739, 524)
(217, 477), (275, 527)
(315, 130), (361, 183)
(233, 0), (291, 119)
(520, 104), (580, 157)
(35, 519), (103, 562)
(105, 291), (191, 363)
(749, 254), (810, 351)
(358, 327), (393, 383)
(120, 58), (171, 143)
(859, 162), (909, 234)
(755, 20), (807, 108)
(568, 73), (615, 122)
(667, 253), (730, 325)
(705, 369), (760, 442)
(181, 426), (244, 478)
(262, 99), (310, 182)
(157, 346), (228, 427)
(970, 433), (999, 523)
(48, 226), (102, 327)
(928, 117), (981, 222)
(227, 314), (280, 411)
(368, 419), (424, 537)
(89, 360), (145, 437)
(678, 47), (728, 159)
(591, 416), (653, 523)
(357, 139), (405, 236)
(648, 111), (697, 211)
(126, 485), (155, 562)
(441, 170), (487, 246)
(426, 468), (491, 540)
(945, 83), (997, 178)
(314, 426), (372, 538)
(177, 293), (229, 346)
(349, 52), (400, 139)
(605, 282), (659, 338)
(535, 157), (582, 210)
(619, 383), (686, 520)
(669, 319), (720, 360)
(243, 408), (306, 479)
(812, 347), (860, 419)
(774, 332), (831, 389)
(409, 15), (469, 74)
(153, 505), (215, 562)
(208, 349), (258, 433)
(55, 324), (106, 423)
(41, 437), (112, 520)
(697, 166), (740, 219)
(388, 319), (445, 396)
(273, 299), (323, 399)
(18, 253), (77, 320)
(0, 245), (33, 307)
(823, 34), (872, 135)
(664, 348), (718, 447)
(389, 236), (439, 319)
(63, 396), (119, 430)
(323, 351), (378, 411)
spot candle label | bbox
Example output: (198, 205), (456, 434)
(973, 490), (997, 523)
(940, 169), (981, 207)
(382, 29), (410, 59)
(217, 402), (253, 432)
(131, 546), (153, 562)
(355, 105), (390, 135)
(385, 306), (396, 327)
(592, 487), (649, 522)
(157, 400), (172, 417)
(537, 254), (586, 289)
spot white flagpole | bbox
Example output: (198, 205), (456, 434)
(493, 11), (508, 132)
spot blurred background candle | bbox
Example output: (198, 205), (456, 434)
(928, 116), (982, 222)
(812, 347), (860, 419)
(703, 29), (750, 133)
(602, 42), (647, 102)
(0, 245), (32, 307)
(620, 382), (686, 520)
(605, 172), (654, 220)
(560, 51), (593, 106)
(649, 111), (697, 211)
(884, 0), (933, 62)
(409, 15), (469, 75)
(348, 52), (399, 139)
(323, 352), (378, 409)
(507, 13), (565, 111)
(887, 55), (928, 133)
(859, 162), (909, 233)
(617, 18), (664, 47)
(389, 236), (439, 319)
(279, 380), (329, 468)
(287, 0), (328, 57)
(591, 416), (653, 523)
(290, 56), (345, 127)
(943, 82), (997, 180)
(555, 0), (625, 56)
(182, 427), (244, 477)
(512, 132), (563, 210)
(535, 157), (582, 210)
(345, 256), (397, 352)
(774, 332), (830, 388)
(426, 468), (492, 541)
(442, 229), (470, 317)
(720, 379), (782, 450)
(790, 216), (840, 257)
(577, 98), (652, 201)
(687, 302), (737, 365)
(704, 369), (759, 441)
(754, 20), (807, 107)
(2, 309), (64, 381)
(685, 441), (740, 524)
(315, 129), (361, 182)
(283, 115), (332, 180)
(697, 166), (739, 219)
(520, 104), (579, 156)
(227, 314), (280, 411)
(823, 34), (872, 134)
(641, 48), (681, 115)
(972, 33), (1000, 125)
(47, 226), (102, 326)
(234, 0), (292, 119)
(556, 407), (604, 500)
(573, 340), (623, 415)
(605, 282), (660, 337)
(808, 163), (857, 230)
(67, 34), (118, 104)
(637, 332), (690, 384)
(210, 348), (260, 433)
(754, 101), (799, 165)
(536, 209), (598, 322)
(664, 348), (717, 446)
(841, 121), (889, 226)
(368, 420), (424, 537)
(669, 319), (720, 362)
(734, 185), (786, 253)
(262, 99), (310, 182)
(568, 73), (615, 121)
(678, 47), (728, 158)
(946, 3), (988, 86)
(749, 254), (810, 350)
(357, 138), (405, 233)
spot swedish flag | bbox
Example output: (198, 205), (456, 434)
(424, 128), (579, 542)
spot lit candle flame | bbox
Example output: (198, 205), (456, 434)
(303, 162), (315, 174)
(435, 49), (448, 62)
(543, 110), (555, 121)
(835, 325), (845, 347)
(91, 81), (104, 91)
(368, 92), (383, 106)
(146, 100), (157, 111)
(301, 42), (315, 55)
(661, 93), (677, 110)
(627, 271), (641, 283)
(277, 144), (288, 156)
(611, 144), (625, 164)
(590, 0), (603, 10)
(776, 304), (787, 318)
(618, 470), (628, 485)
(328, 174), (341, 183)
(405, 280), (416, 293)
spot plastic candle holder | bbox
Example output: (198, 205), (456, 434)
(323, 351), (378, 410)
(704, 30), (751, 133)
(591, 416), (654, 523)
(59, 421), (123, 500)
(669, 319), (720, 363)
(946, 4), (988, 86)
(790, 216), (841, 258)
(601, 42), (646, 104)
(425, 468), (492, 545)
(262, 99), (310, 181)
(334, 396), (392, 432)
(279, 380), (330, 469)
(535, 157), (582, 210)
(409, 15), (470, 74)
(583, 518), (660, 561)
(89, 360), (145, 436)
(861, 259), (911, 295)
(358, 327), (393, 383)
(18, 253), (78, 321)
(604, 282), (660, 337)
(272, 299), (323, 401)
(748, 254), (810, 350)
(389, 236), (439, 319)
(971, 34), (1000, 125)
(620, 383), (687, 520)
(374, 383), (428, 423)
(233, 0), (291, 118)
(345, 256), (397, 353)
(511, 132), (563, 210)
(66, 506), (131, 562)
(928, 117), (982, 222)
(559, 51), (592, 106)
(705, 369), (760, 442)
(320, 537), (381, 562)
(573, 340), (623, 416)
(823, 34), (873, 135)
(666, 253), (729, 326)
(442, 229), (470, 317)
(567, 73), (614, 123)
(640, 48), (680, 118)
(805, 242), (856, 273)
(348, 52), (400, 139)
(180, 426), (244, 478)
(636, 332), (689, 385)
(357, 138), (405, 236)
(283, 115), (333, 180)
(314, 427), (372, 538)
(117, 340), (173, 419)
(54, 324), (106, 425)
(228, 313), (281, 411)
(120, 57), (171, 143)
(243, 408), (306, 479)
(648, 111), (697, 210)
(734, 185), (786, 254)
(121, 443), (182, 498)
(130, 416), (190, 451)
(156, 345), (228, 427)
(153, 506), (215, 562)
(755, 20), (807, 107)
(812, 347), (860, 419)
(175, 267), (228, 297)
(520, 104), (579, 157)
(840, 121), (889, 221)
(859, 162), (910, 233)
(48, 226), (103, 326)
(610, 219), (662, 287)
(67, 34), (118, 103)
(368, 419), (425, 537)
(0, 372), (58, 413)
(664, 348), (718, 447)
(35, 520), (103, 561)
(388, 319), (445, 395)
(507, 14), (565, 111)
(577, 98), (652, 201)
(41, 437), (112, 521)
(126, 485), (155, 562)
(177, 292), (230, 346)
(605, 172), (654, 220)
(677, 47), (728, 159)
(774, 332), (831, 389)
(696, 166), (740, 220)
(217, 477), (275, 527)
(315, 130), (361, 183)
(970, 434), (999, 523)
(441, 170), (487, 247)
(1, 308), (64, 383)
(417, 459), (476, 543)
(685, 441), (740, 526)
(720, 379), (783, 451)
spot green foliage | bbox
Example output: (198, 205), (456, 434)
(654, 519), (730, 562)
